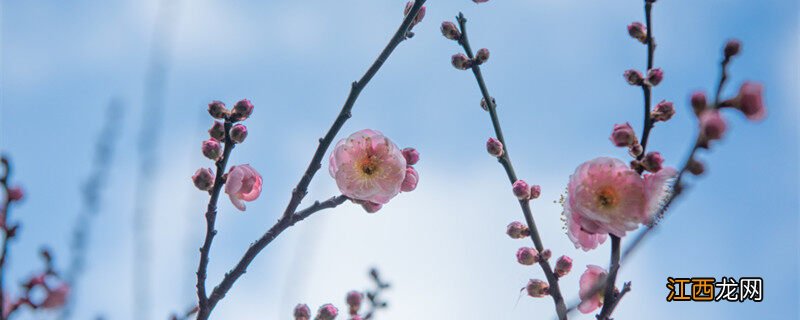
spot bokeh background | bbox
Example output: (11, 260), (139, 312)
(1, 0), (798, 319)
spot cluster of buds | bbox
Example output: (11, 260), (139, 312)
(511, 180), (541, 201)
(296, 269), (391, 320)
(450, 48), (490, 70)
(623, 68), (663, 87)
(294, 303), (338, 320)
(506, 221), (530, 239)
(403, 1), (426, 31)
(5, 249), (70, 317)
(609, 123), (644, 158)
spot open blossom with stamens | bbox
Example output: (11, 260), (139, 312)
(564, 157), (676, 243)
(329, 129), (410, 205)
(578, 265), (608, 314)
(224, 164), (263, 211)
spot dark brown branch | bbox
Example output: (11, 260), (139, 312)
(0, 156), (12, 320)
(195, 3), (426, 318)
(596, 236), (621, 319)
(454, 12), (568, 320)
(636, 1), (656, 163)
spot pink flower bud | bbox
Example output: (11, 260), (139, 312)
(529, 185), (541, 199)
(316, 304), (338, 320)
(440, 21), (461, 40)
(207, 100), (229, 119)
(294, 304), (311, 320)
(346, 291), (363, 315)
(7, 186), (23, 202)
(229, 124), (248, 144)
(628, 143), (643, 158)
(506, 221), (530, 239)
(225, 164), (263, 211)
(202, 139), (222, 160)
(652, 100), (675, 122)
(516, 247), (539, 265)
(451, 53), (472, 70)
(724, 39), (741, 58)
(699, 110), (727, 141)
(526, 279), (549, 298)
(641, 152), (664, 173)
(361, 201), (382, 214)
(402, 148), (420, 165)
(624, 69), (644, 86)
(480, 97), (495, 111)
(512, 180), (531, 200)
(734, 82), (766, 121)
(555, 255), (573, 278)
(475, 48), (490, 65)
(230, 99), (254, 122)
(192, 168), (215, 191)
(540, 249), (552, 261)
(486, 137), (504, 157)
(687, 159), (705, 176)
(400, 166), (419, 192)
(610, 123), (636, 147)
(208, 121), (225, 141)
(627, 22), (647, 43)
(645, 68), (664, 86)
(41, 283), (69, 309)
(691, 91), (708, 115)
(404, 1), (426, 26)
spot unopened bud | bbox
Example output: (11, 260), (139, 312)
(529, 185), (541, 200)
(192, 168), (215, 191)
(7, 186), (23, 202)
(512, 180), (531, 200)
(402, 148), (420, 165)
(724, 39), (741, 58)
(627, 22), (647, 43)
(202, 139), (222, 160)
(526, 279), (549, 298)
(400, 166), (419, 192)
(230, 99), (254, 122)
(451, 53), (472, 70)
(440, 21), (461, 40)
(208, 121), (225, 141)
(687, 159), (705, 176)
(516, 247), (539, 265)
(480, 97), (495, 111)
(642, 152), (664, 173)
(734, 82), (766, 121)
(624, 69), (644, 86)
(540, 249), (552, 261)
(506, 221), (530, 239)
(610, 123), (637, 147)
(645, 68), (664, 86)
(486, 137), (504, 157)
(475, 48), (490, 65)
(699, 110), (727, 141)
(628, 143), (643, 158)
(554, 255), (573, 278)
(691, 91), (708, 115)
(652, 100), (675, 122)
(361, 201), (382, 214)
(207, 100), (229, 119)
(316, 304), (338, 320)
(404, 1), (426, 27)
(346, 291), (363, 315)
(294, 304), (311, 320)
(229, 124), (248, 144)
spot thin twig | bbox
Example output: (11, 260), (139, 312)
(596, 236), (621, 319)
(453, 12), (568, 320)
(362, 268), (391, 320)
(195, 4), (426, 318)
(0, 157), (13, 320)
(636, 1), (656, 163)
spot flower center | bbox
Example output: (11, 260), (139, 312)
(359, 155), (380, 177)
(595, 186), (618, 209)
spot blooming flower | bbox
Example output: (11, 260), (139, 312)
(578, 265), (608, 314)
(564, 157), (676, 244)
(224, 164), (263, 211)
(329, 129), (408, 205)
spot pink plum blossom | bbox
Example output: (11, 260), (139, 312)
(401, 166), (419, 192)
(578, 265), (608, 314)
(224, 164), (263, 211)
(41, 283), (70, 309)
(329, 129), (408, 205)
(735, 82), (766, 121)
(564, 157), (676, 243)
(699, 110), (727, 141)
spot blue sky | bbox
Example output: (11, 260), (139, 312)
(1, 0), (798, 319)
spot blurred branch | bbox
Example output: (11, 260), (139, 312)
(0, 156), (15, 320)
(60, 99), (124, 320)
(133, 0), (181, 318)
(362, 268), (391, 320)
(195, 2), (426, 318)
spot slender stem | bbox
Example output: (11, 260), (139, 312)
(637, 1), (656, 162)
(454, 12), (567, 320)
(597, 236), (621, 319)
(0, 157), (13, 320)
(196, 121), (236, 317)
